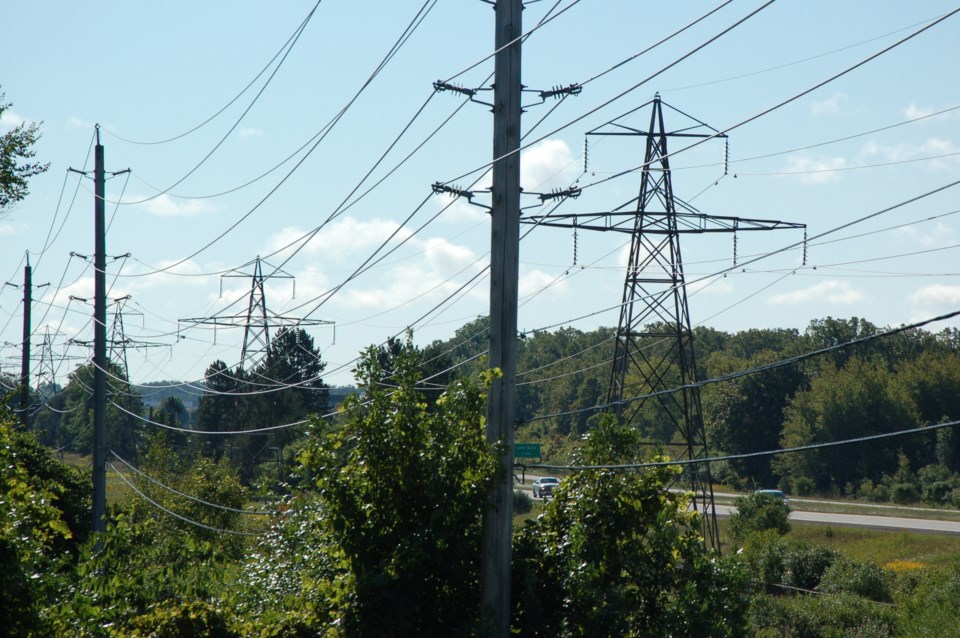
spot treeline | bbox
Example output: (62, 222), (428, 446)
(28, 327), (330, 487)
(429, 315), (960, 502)
(23, 314), (960, 501)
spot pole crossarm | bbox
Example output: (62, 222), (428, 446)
(520, 210), (806, 234)
(180, 314), (333, 329)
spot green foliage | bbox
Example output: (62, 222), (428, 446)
(511, 416), (749, 637)
(819, 557), (892, 603)
(0, 88), (49, 214)
(750, 591), (897, 638)
(194, 328), (329, 484)
(741, 532), (838, 593)
(792, 476), (815, 496)
(513, 489), (533, 514)
(125, 600), (238, 638)
(51, 361), (145, 458)
(0, 409), (87, 636)
(775, 357), (918, 490)
(730, 492), (791, 544)
(293, 334), (498, 636)
(898, 558), (960, 638)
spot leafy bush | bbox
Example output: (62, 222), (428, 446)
(513, 489), (533, 514)
(891, 482), (920, 505)
(730, 492), (791, 544)
(740, 534), (837, 593)
(750, 592), (896, 638)
(793, 476), (815, 496)
(782, 542), (838, 590)
(511, 416), (749, 637)
(126, 600), (238, 638)
(820, 557), (892, 602)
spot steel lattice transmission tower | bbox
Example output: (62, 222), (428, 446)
(523, 95), (805, 551)
(604, 95), (802, 550)
(180, 255), (332, 371)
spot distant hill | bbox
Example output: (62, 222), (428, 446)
(134, 381), (204, 411)
(135, 381), (355, 412)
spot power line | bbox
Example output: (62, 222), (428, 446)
(108, 461), (260, 537)
(106, 1), (323, 146)
(109, 450), (273, 516)
(527, 418), (960, 473)
(528, 308), (960, 424)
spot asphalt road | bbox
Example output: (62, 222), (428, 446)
(712, 503), (960, 535)
(519, 477), (960, 534)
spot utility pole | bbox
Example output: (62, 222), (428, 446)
(19, 256), (32, 428)
(92, 126), (107, 535)
(480, 0), (522, 635)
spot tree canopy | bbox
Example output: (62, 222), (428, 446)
(0, 89), (48, 214)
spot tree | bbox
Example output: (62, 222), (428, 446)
(511, 415), (749, 637)
(703, 349), (806, 487)
(57, 361), (145, 459)
(292, 335), (498, 636)
(729, 491), (791, 545)
(194, 360), (242, 460)
(0, 89), (49, 215)
(775, 357), (919, 491)
(0, 406), (87, 636)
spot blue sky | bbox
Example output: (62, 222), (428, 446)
(2, 1), (959, 389)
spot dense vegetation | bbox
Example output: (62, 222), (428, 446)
(6, 315), (960, 635)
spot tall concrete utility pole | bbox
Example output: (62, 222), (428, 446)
(480, 0), (522, 635)
(92, 126), (107, 535)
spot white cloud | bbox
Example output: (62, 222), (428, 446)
(521, 138), (579, 192)
(0, 109), (25, 130)
(810, 92), (847, 116)
(264, 218), (415, 262)
(239, 127), (263, 138)
(903, 103), (958, 122)
(862, 137), (959, 171)
(783, 155), (846, 184)
(894, 223), (957, 248)
(0, 222), (27, 236)
(904, 103), (935, 120)
(519, 268), (570, 300)
(126, 258), (214, 293)
(769, 280), (865, 305)
(125, 193), (219, 217)
(910, 284), (960, 308)
(67, 115), (92, 130)
(688, 275), (734, 296)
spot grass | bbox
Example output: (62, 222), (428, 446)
(786, 523), (960, 566)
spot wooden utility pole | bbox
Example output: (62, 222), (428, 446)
(480, 0), (522, 635)
(92, 126), (107, 535)
(18, 256), (32, 428)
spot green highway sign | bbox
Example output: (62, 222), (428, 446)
(514, 442), (541, 459)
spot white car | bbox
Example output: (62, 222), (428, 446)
(532, 476), (560, 498)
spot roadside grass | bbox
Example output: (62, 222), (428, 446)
(785, 523), (960, 566)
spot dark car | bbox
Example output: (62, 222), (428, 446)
(532, 476), (560, 498)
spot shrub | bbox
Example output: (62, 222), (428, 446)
(891, 482), (919, 505)
(513, 489), (533, 514)
(781, 542), (837, 590)
(126, 600), (238, 638)
(749, 592), (896, 638)
(870, 483), (891, 503)
(730, 492), (791, 544)
(820, 557), (892, 603)
(793, 476), (815, 496)
(922, 481), (953, 506)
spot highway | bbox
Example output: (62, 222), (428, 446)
(519, 477), (960, 535)
(712, 502), (960, 534)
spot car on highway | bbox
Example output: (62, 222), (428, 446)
(532, 476), (561, 498)
(754, 489), (790, 511)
